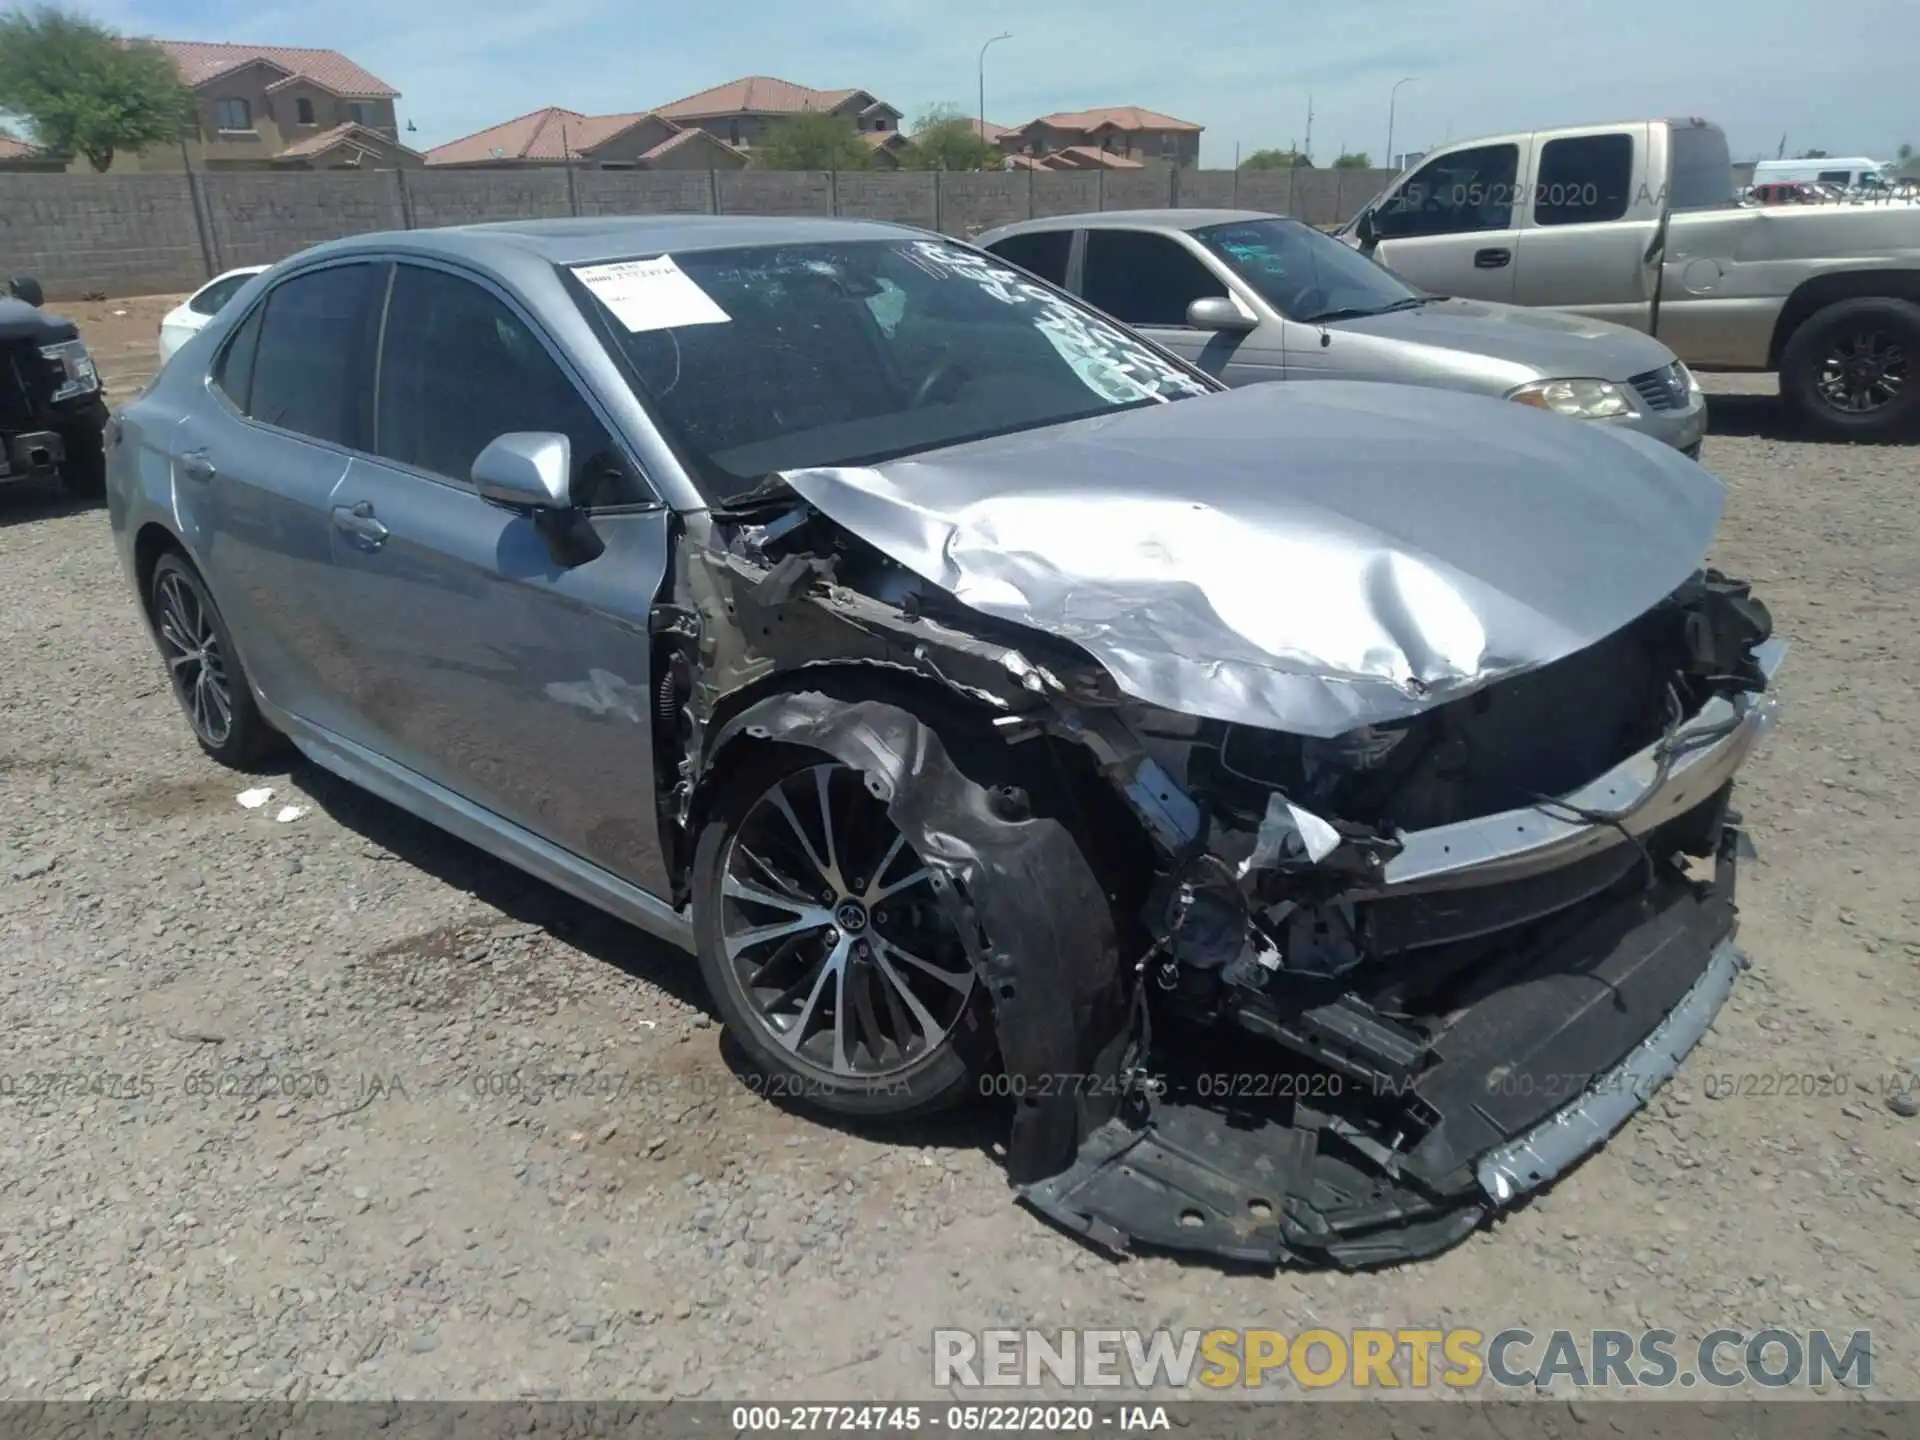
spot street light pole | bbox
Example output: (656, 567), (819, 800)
(979, 32), (1011, 144)
(1386, 76), (1415, 170)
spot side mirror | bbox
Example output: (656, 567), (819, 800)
(7, 276), (45, 308)
(1187, 296), (1257, 333)
(472, 431), (572, 510)
(1354, 208), (1379, 247)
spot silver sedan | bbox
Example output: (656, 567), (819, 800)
(107, 214), (1777, 1270)
(977, 208), (1708, 455)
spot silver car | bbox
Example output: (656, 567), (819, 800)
(108, 216), (1780, 1269)
(977, 209), (1709, 456)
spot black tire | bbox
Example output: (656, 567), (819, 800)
(59, 421), (106, 499)
(692, 743), (995, 1120)
(148, 552), (280, 767)
(1778, 297), (1920, 441)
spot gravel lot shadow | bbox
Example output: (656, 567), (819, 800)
(282, 752), (712, 1014)
(716, 1025), (1011, 1155)
(0, 481), (104, 524)
(1704, 391), (1796, 439)
(242, 749), (1025, 1161)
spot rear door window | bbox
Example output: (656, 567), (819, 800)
(245, 262), (384, 448)
(211, 304), (263, 411)
(1534, 134), (1634, 225)
(1079, 230), (1227, 326)
(983, 230), (1072, 286)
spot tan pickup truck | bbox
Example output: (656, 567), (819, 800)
(1339, 118), (1920, 439)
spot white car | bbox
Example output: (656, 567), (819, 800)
(158, 266), (267, 364)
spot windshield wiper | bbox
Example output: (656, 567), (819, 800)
(711, 472), (796, 514)
(1301, 296), (1436, 324)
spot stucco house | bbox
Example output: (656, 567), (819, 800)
(654, 76), (903, 154)
(89, 40), (423, 172)
(426, 107), (748, 170)
(998, 106), (1203, 169)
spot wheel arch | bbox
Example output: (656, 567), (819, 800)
(686, 662), (1011, 853)
(132, 521), (192, 621)
(1767, 270), (1920, 368)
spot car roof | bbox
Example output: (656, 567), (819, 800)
(291, 214), (935, 275)
(978, 208), (1284, 242)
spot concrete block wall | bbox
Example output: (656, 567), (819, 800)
(937, 174), (1032, 235)
(0, 174), (205, 297)
(574, 171), (713, 217)
(833, 171), (936, 229)
(0, 166), (1399, 300)
(715, 171), (833, 217)
(1029, 172), (1102, 219)
(404, 169), (571, 230)
(204, 171), (405, 271)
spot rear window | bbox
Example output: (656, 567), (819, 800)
(245, 262), (384, 447)
(1667, 123), (1735, 211)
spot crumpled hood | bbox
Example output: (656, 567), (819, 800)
(1332, 298), (1677, 382)
(783, 380), (1724, 737)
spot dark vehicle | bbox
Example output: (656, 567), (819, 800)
(107, 218), (1782, 1270)
(1, 277), (108, 496)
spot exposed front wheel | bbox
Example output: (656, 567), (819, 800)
(148, 552), (279, 767)
(692, 747), (993, 1119)
(1778, 297), (1920, 440)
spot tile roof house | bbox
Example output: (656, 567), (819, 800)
(425, 107), (748, 170)
(999, 106), (1203, 169)
(88, 40), (422, 172)
(654, 76), (903, 154)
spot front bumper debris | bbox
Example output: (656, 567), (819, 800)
(1019, 824), (1747, 1270)
(1371, 636), (1783, 896)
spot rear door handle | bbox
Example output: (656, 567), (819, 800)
(331, 500), (389, 549)
(179, 450), (216, 482)
(1474, 247), (1512, 269)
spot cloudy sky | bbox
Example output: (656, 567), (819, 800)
(86, 0), (1919, 164)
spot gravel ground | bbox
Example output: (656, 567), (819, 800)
(2, 304), (1917, 1403)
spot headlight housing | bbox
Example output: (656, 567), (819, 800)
(1506, 377), (1639, 419)
(1675, 360), (1702, 395)
(39, 339), (100, 402)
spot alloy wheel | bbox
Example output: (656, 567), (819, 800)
(719, 763), (976, 1081)
(1816, 328), (1908, 414)
(154, 570), (233, 748)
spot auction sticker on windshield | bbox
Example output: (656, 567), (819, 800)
(573, 255), (731, 333)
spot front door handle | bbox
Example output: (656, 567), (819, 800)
(331, 500), (389, 549)
(179, 450), (216, 482)
(1474, 247), (1512, 269)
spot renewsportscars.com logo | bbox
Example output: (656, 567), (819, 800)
(932, 1327), (1873, 1391)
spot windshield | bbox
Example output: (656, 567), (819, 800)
(1189, 218), (1425, 322)
(567, 238), (1213, 504)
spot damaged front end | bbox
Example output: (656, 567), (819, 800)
(660, 413), (1782, 1268)
(1015, 571), (1783, 1268)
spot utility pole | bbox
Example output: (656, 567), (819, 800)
(1303, 94), (1313, 164)
(979, 32), (1012, 143)
(1386, 76), (1415, 171)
